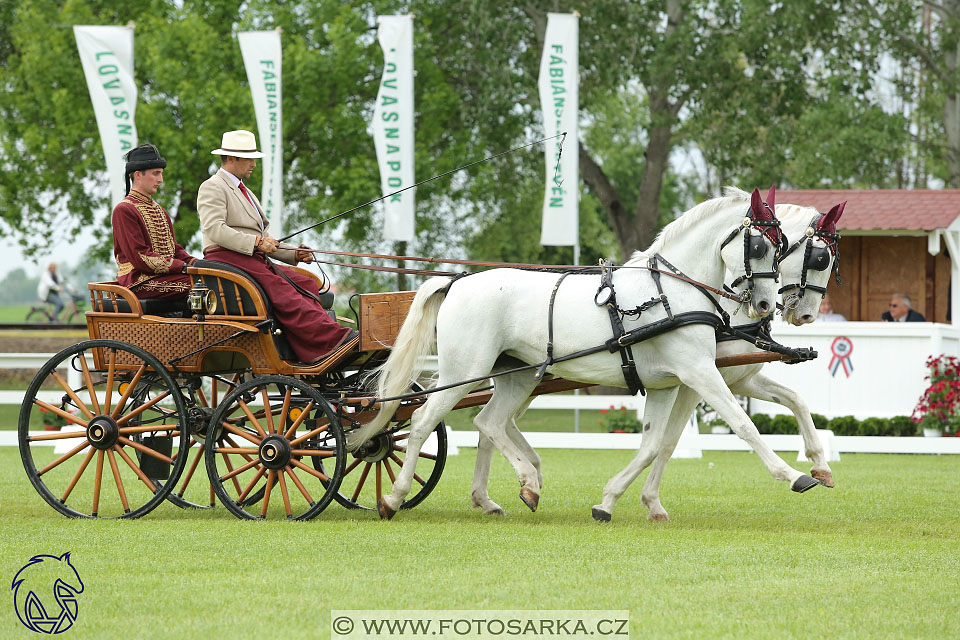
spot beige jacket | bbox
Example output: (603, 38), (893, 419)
(197, 170), (296, 265)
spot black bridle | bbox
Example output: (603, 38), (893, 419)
(777, 212), (842, 299)
(718, 202), (786, 297)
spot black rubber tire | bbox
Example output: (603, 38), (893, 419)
(25, 307), (51, 323)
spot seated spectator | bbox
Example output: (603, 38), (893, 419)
(818, 293), (846, 322)
(881, 293), (926, 322)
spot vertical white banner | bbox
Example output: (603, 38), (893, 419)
(538, 13), (579, 246)
(74, 25), (137, 207)
(372, 15), (415, 242)
(239, 30), (283, 232)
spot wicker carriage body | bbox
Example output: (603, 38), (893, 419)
(84, 266), (418, 379)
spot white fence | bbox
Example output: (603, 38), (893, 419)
(752, 321), (960, 419)
(4, 351), (959, 456)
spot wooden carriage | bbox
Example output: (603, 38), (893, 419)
(18, 261), (439, 521)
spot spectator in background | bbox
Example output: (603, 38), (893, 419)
(881, 293), (926, 322)
(818, 293), (846, 322)
(37, 262), (80, 321)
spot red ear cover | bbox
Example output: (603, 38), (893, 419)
(749, 186), (779, 245)
(818, 201), (846, 234)
(750, 187), (763, 217)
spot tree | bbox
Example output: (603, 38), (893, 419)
(0, 0), (254, 266)
(858, 0), (960, 188)
(0, 0), (941, 284)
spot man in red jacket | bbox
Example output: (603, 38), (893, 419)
(112, 144), (197, 299)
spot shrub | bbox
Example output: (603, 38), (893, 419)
(771, 414), (799, 434)
(600, 405), (642, 433)
(888, 415), (917, 437)
(750, 413), (772, 433)
(858, 417), (889, 437)
(829, 415), (860, 436)
(811, 413), (829, 430)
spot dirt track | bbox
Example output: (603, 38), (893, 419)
(0, 333), (84, 354)
(0, 332), (86, 385)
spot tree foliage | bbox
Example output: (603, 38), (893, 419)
(0, 0), (950, 288)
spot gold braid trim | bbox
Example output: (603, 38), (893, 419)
(126, 191), (176, 274)
(137, 278), (191, 293)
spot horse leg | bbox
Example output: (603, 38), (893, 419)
(471, 377), (542, 512)
(592, 387), (680, 522)
(471, 433), (504, 515)
(379, 387), (472, 519)
(731, 373), (834, 487)
(680, 365), (815, 491)
(640, 385), (703, 521)
(470, 376), (538, 515)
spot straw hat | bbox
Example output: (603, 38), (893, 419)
(211, 130), (263, 158)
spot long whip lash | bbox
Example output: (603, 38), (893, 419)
(552, 131), (566, 186)
(278, 132), (567, 243)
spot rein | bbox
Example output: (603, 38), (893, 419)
(284, 244), (748, 305)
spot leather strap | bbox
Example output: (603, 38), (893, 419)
(596, 260), (644, 396)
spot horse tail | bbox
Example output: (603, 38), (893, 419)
(347, 276), (453, 449)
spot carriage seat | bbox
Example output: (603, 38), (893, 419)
(95, 293), (190, 317)
(191, 260), (335, 313)
(191, 260), (336, 363)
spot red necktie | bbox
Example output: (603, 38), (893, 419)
(238, 181), (255, 208)
(238, 182), (264, 230)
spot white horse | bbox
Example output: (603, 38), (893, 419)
(592, 197), (846, 522)
(466, 193), (846, 518)
(352, 186), (816, 519)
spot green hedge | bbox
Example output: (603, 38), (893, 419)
(744, 413), (919, 436)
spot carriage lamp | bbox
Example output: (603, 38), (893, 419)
(188, 282), (217, 315)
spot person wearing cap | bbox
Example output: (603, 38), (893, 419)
(197, 130), (356, 363)
(111, 143), (197, 299)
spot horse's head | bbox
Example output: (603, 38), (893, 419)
(12, 552), (82, 593)
(719, 185), (783, 318)
(776, 201), (845, 325)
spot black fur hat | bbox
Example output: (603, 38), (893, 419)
(124, 144), (166, 194)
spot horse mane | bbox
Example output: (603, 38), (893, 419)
(624, 187), (750, 265)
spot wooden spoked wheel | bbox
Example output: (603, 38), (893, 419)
(18, 340), (189, 519)
(204, 375), (345, 520)
(326, 417), (447, 511)
(154, 373), (243, 510)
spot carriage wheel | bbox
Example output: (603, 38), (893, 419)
(327, 419), (447, 511)
(204, 375), (345, 520)
(327, 384), (447, 511)
(18, 340), (189, 519)
(157, 373), (243, 510)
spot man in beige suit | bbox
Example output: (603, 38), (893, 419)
(197, 130), (356, 363)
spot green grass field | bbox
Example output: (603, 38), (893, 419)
(1, 445), (957, 639)
(0, 305), (32, 322)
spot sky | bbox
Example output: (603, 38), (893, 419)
(0, 217), (107, 281)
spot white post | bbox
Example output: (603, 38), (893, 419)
(573, 241), (581, 433)
(942, 230), (960, 326)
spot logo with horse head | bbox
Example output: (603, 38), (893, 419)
(11, 552), (83, 634)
